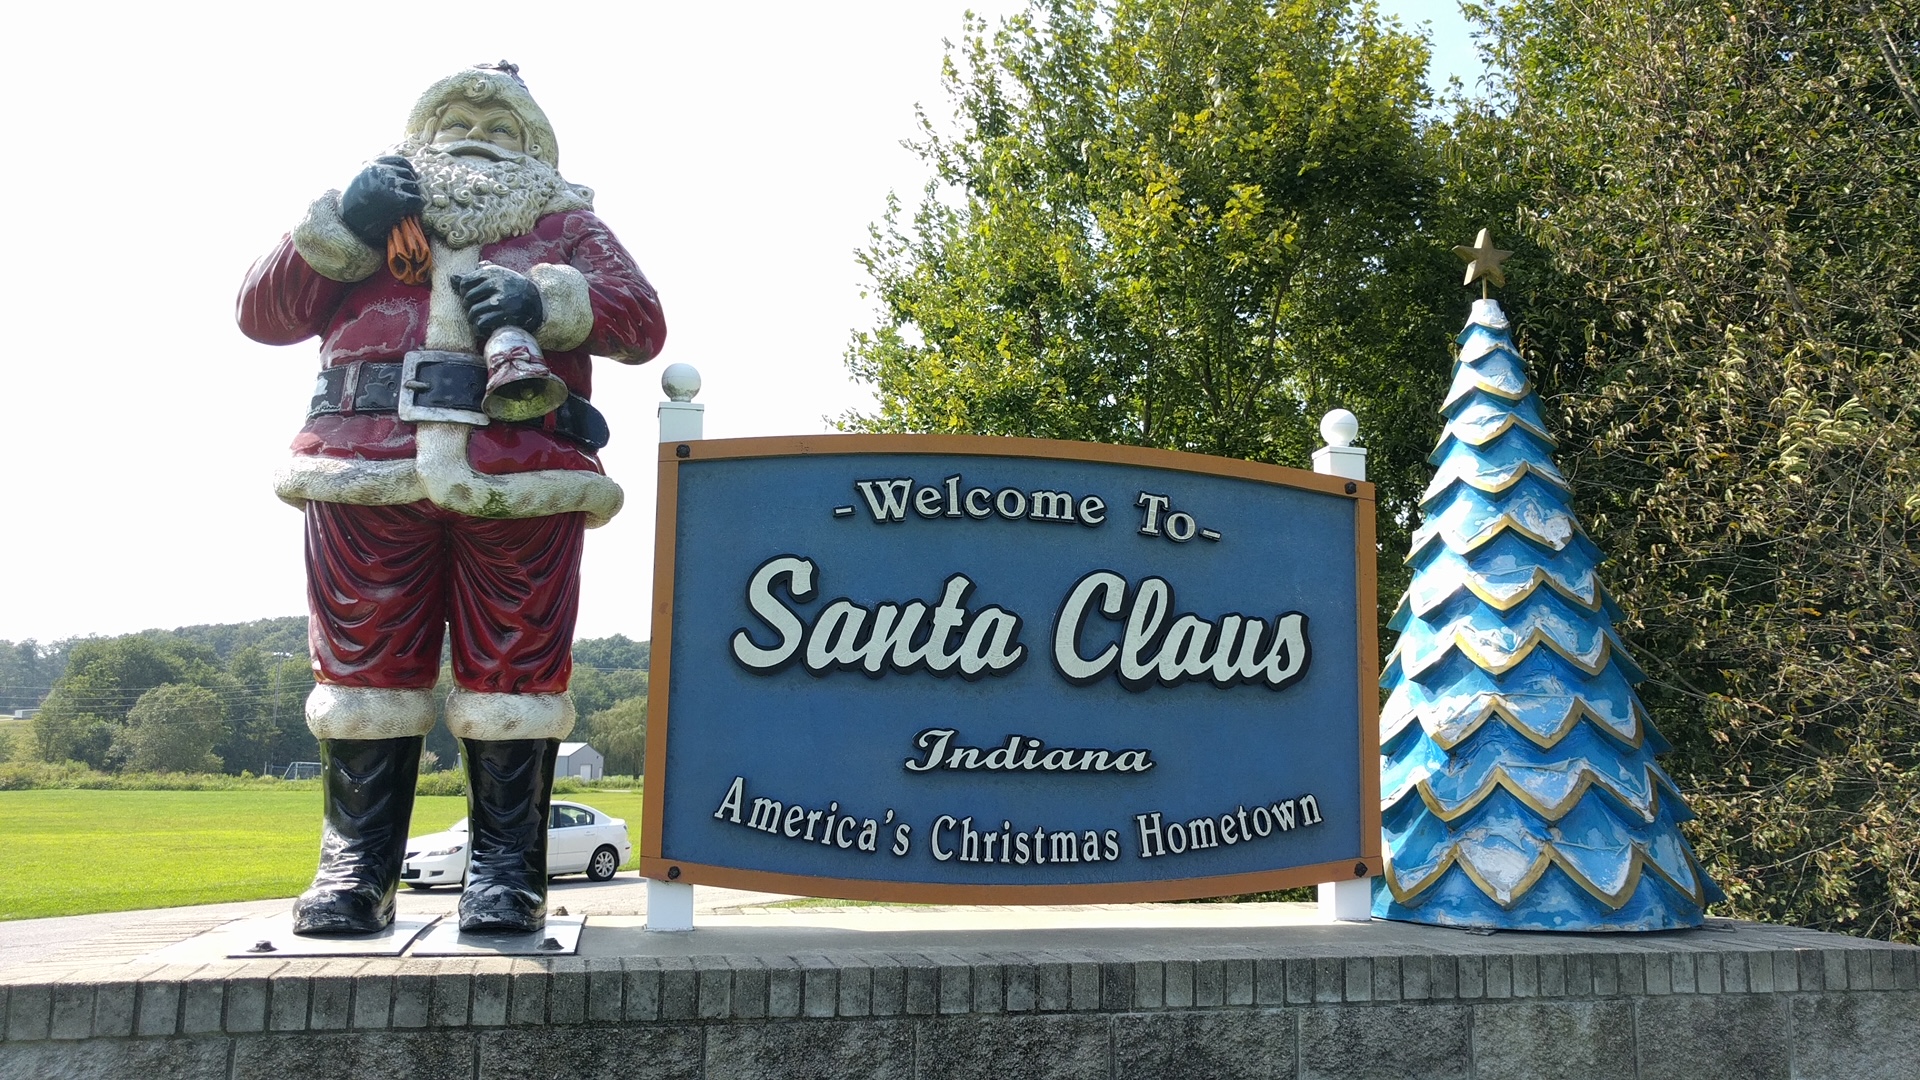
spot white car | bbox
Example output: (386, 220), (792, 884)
(401, 800), (631, 889)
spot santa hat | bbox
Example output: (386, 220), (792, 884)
(404, 61), (561, 168)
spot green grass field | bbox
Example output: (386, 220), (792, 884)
(0, 787), (644, 921)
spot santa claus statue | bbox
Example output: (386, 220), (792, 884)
(237, 62), (664, 935)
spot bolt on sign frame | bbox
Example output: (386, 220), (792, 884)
(642, 434), (1379, 903)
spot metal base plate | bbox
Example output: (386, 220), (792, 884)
(219, 915), (440, 959)
(409, 915), (585, 956)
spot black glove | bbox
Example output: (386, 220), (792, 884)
(339, 156), (423, 248)
(451, 263), (545, 338)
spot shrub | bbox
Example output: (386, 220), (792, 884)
(0, 761), (314, 791)
(415, 770), (466, 796)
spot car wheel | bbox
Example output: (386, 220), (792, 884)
(587, 845), (620, 882)
(405, 882), (435, 891)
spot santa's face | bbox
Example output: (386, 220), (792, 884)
(431, 102), (527, 159)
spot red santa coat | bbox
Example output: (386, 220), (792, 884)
(237, 205), (665, 478)
(237, 198), (664, 702)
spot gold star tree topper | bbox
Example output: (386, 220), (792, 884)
(1453, 228), (1513, 294)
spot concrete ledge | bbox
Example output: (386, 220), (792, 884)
(2, 913), (1916, 1079)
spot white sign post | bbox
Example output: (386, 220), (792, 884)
(1313, 408), (1374, 923)
(647, 363), (704, 932)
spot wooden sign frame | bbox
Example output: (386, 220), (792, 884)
(640, 433), (1379, 903)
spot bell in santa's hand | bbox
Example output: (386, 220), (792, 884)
(481, 326), (569, 422)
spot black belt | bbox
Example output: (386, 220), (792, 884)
(308, 360), (610, 450)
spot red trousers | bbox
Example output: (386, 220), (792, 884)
(305, 501), (584, 693)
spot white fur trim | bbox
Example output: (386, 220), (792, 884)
(414, 421), (624, 527)
(445, 689), (576, 740)
(529, 264), (593, 352)
(274, 424), (623, 527)
(275, 455), (427, 510)
(306, 684), (437, 739)
(292, 191), (384, 283)
(427, 242), (482, 349)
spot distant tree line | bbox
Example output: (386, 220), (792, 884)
(1, 620), (649, 779)
(4, 618), (315, 774)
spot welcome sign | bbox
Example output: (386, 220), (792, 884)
(641, 434), (1380, 901)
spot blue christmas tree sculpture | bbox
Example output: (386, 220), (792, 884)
(1372, 231), (1721, 930)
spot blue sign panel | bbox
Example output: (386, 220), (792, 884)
(642, 435), (1379, 901)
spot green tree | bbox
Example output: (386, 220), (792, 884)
(582, 695), (647, 777)
(24, 705), (111, 767)
(6, 621), (320, 772)
(1459, 0), (1920, 941)
(32, 637), (187, 766)
(166, 616), (309, 662)
(569, 637), (649, 757)
(2, 620), (307, 744)
(569, 665), (647, 722)
(113, 684), (227, 773)
(573, 634), (649, 674)
(31, 634), (230, 769)
(844, 0), (1470, 611)
(221, 646), (316, 773)
(0, 638), (70, 713)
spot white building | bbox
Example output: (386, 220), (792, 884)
(556, 741), (605, 781)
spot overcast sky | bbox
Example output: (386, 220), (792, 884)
(0, 1), (1483, 645)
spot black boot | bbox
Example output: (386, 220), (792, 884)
(291, 737), (423, 935)
(458, 738), (559, 933)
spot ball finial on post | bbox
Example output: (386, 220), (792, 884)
(657, 363), (706, 446)
(1311, 407), (1369, 490)
(1319, 408), (1360, 449)
(661, 363), (702, 403)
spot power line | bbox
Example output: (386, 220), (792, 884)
(0, 664), (647, 705)
(0, 661), (648, 691)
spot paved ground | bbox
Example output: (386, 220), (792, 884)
(0, 871), (1358, 973)
(0, 873), (795, 971)
(10, 876), (1908, 979)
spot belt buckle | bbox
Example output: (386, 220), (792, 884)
(398, 350), (489, 426)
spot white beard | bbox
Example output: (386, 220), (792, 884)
(399, 139), (594, 249)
